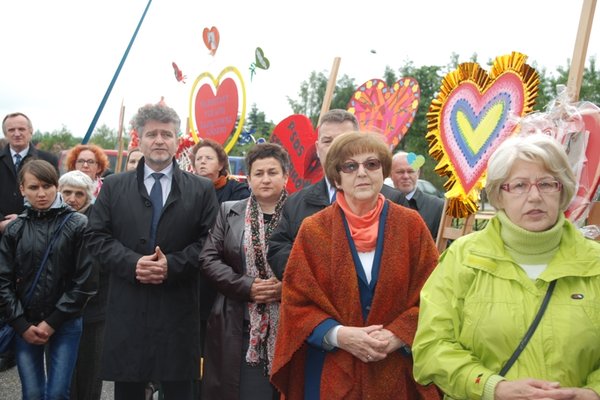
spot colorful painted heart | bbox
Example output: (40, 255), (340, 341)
(440, 73), (525, 193)
(188, 67), (247, 153)
(270, 115), (318, 193)
(347, 78), (420, 149)
(427, 52), (539, 217)
(202, 27), (220, 55)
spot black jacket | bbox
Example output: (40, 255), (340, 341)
(267, 178), (407, 279)
(86, 159), (219, 381)
(0, 144), (58, 221)
(0, 198), (96, 335)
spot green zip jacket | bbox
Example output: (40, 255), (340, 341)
(412, 216), (600, 400)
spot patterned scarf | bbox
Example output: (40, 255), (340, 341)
(244, 189), (287, 373)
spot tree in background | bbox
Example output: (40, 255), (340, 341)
(229, 104), (274, 156)
(33, 126), (80, 153)
(89, 124), (127, 150)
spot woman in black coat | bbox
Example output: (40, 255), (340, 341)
(0, 160), (96, 399)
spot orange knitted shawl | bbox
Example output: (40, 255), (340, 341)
(271, 202), (441, 400)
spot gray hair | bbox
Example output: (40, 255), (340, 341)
(132, 103), (181, 135)
(58, 170), (94, 205)
(318, 109), (359, 131)
(486, 134), (576, 211)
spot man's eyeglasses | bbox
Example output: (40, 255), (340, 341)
(500, 179), (562, 195)
(339, 159), (382, 174)
(76, 159), (97, 166)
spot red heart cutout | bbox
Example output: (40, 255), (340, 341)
(270, 115), (318, 193)
(194, 77), (239, 148)
(202, 27), (219, 55)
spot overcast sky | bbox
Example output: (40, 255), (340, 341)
(1, 0), (598, 140)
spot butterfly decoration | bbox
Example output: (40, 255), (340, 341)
(238, 128), (257, 144)
(249, 47), (270, 81)
(172, 62), (187, 84)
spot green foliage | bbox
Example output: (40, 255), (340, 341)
(89, 124), (128, 150)
(32, 126), (80, 154)
(229, 104), (274, 156)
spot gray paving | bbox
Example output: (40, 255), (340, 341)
(0, 366), (114, 399)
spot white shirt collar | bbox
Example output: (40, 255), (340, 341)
(144, 162), (174, 181)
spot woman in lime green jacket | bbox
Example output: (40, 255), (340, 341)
(413, 134), (600, 400)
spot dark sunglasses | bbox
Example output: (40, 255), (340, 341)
(339, 159), (382, 174)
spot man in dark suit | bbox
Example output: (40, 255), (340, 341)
(391, 151), (444, 239)
(0, 112), (58, 234)
(268, 109), (407, 279)
(0, 112), (58, 372)
(86, 103), (218, 400)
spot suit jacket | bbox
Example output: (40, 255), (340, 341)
(267, 178), (407, 279)
(0, 144), (58, 220)
(85, 159), (218, 381)
(409, 188), (445, 239)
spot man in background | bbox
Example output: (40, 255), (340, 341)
(268, 109), (407, 279)
(391, 151), (444, 239)
(1, 112), (58, 234)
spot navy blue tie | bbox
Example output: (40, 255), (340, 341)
(149, 173), (164, 248)
(14, 154), (22, 174)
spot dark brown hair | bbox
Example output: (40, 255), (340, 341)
(19, 159), (59, 187)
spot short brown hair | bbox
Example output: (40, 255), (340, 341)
(66, 144), (109, 176)
(19, 159), (59, 187)
(245, 143), (290, 175)
(191, 139), (229, 176)
(325, 131), (392, 186)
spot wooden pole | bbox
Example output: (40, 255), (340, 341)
(115, 100), (126, 173)
(317, 57), (341, 126)
(567, 0), (597, 101)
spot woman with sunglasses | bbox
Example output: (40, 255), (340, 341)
(412, 134), (600, 399)
(271, 132), (441, 399)
(66, 144), (109, 199)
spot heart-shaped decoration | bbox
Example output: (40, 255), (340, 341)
(270, 115), (318, 193)
(347, 78), (420, 149)
(407, 152), (425, 170)
(188, 67), (247, 153)
(565, 103), (600, 223)
(427, 52), (539, 217)
(255, 47), (270, 70)
(202, 26), (220, 55)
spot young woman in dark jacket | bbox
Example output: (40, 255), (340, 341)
(0, 160), (96, 399)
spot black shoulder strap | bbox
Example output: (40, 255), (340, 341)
(499, 280), (557, 376)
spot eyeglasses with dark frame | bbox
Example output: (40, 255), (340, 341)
(76, 159), (97, 166)
(339, 159), (382, 174)
(500, 179), (562, 195)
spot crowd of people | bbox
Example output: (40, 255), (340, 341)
(1, 106), (600, 400)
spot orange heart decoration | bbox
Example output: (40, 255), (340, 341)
(202, 27), (220, 56)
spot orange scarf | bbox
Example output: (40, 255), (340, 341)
(213, 175), (228, 190)
(336, 192), (384, 252)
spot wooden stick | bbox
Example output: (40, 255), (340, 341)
(567, 0), (597, 101)
(317, 57), (341, 126)
(115, 100), (126, 173)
